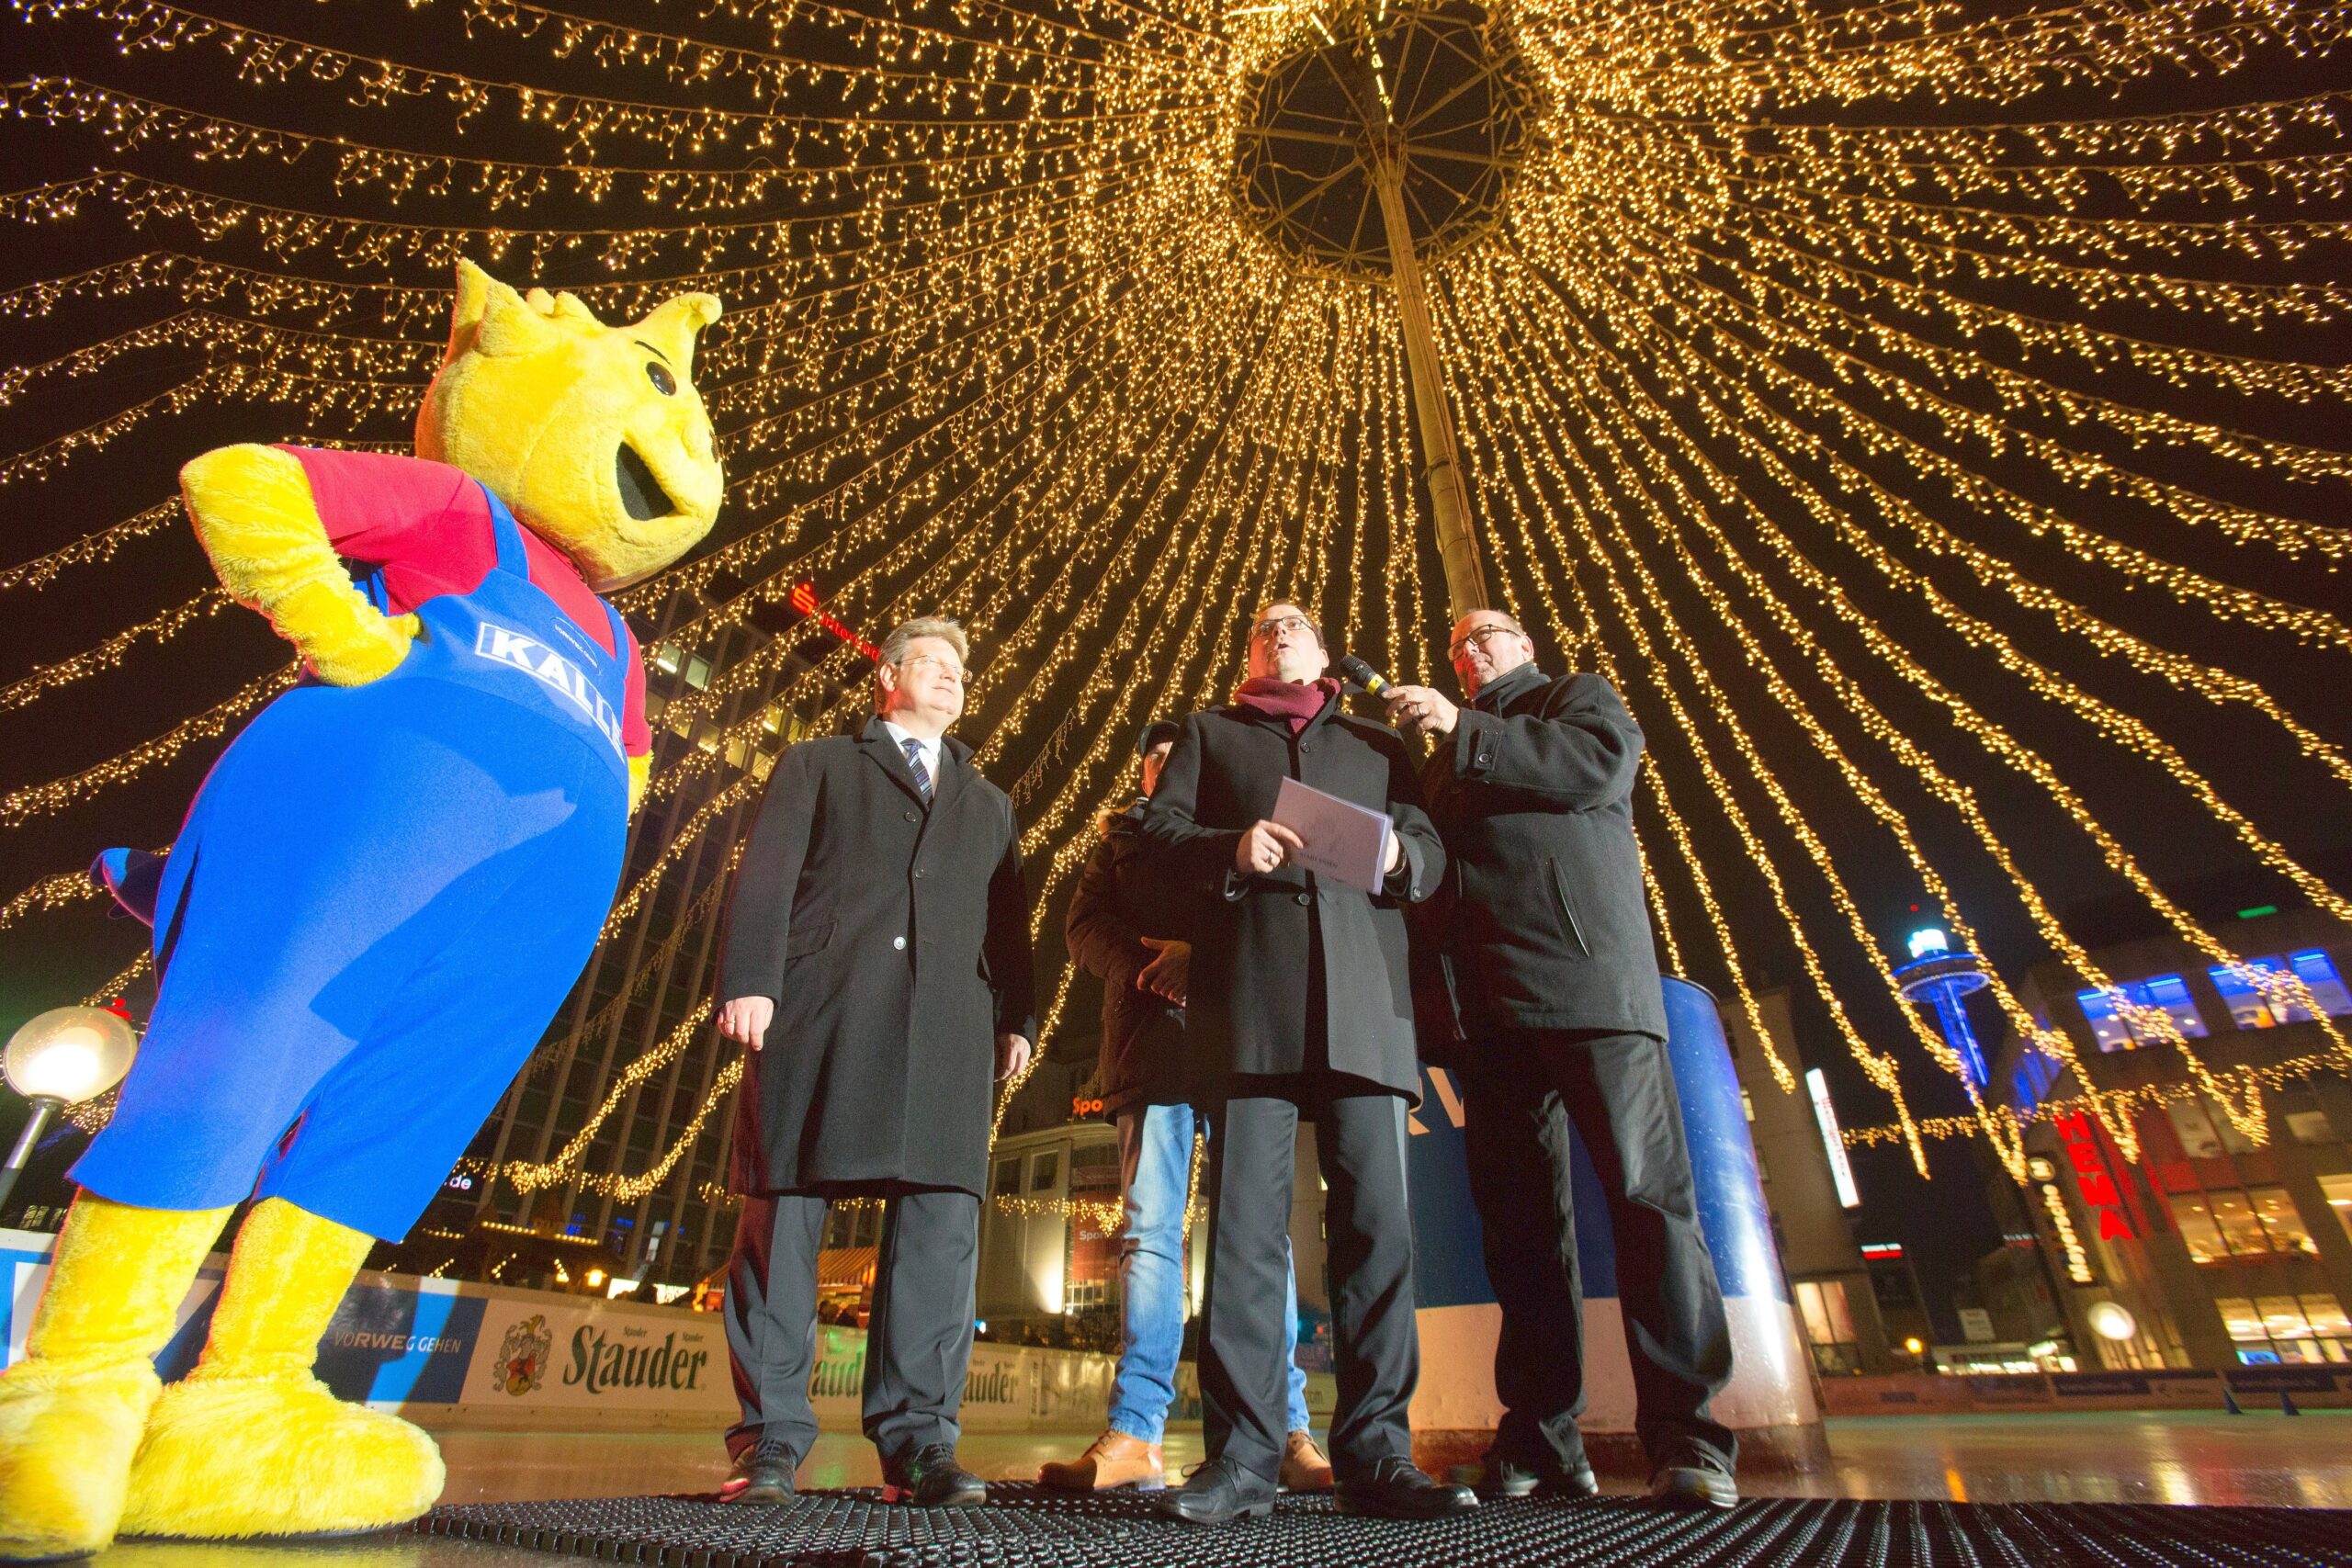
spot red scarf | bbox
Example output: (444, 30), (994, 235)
(1234, 675), (1340, 734)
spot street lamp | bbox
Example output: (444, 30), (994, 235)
(0, 1006), (138, 1213)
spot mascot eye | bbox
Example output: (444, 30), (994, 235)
(645, 361), (677, 396)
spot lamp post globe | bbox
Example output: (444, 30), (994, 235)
(0, 1005), (140, 1214)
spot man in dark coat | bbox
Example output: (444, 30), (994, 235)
(713, 615), (1035, 1508)
(1384, 607), (1737, 1509)
(1039, 722), (1331, 1495)
(1140, 601), (1473, 1527)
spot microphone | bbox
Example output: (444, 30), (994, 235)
(1338, 654), (1395, 698)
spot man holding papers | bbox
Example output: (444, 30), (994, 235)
(1141, 601), (1467, 1527)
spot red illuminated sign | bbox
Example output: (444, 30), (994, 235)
(789, 581), (879, 660)
(2052, 1111), (2134, 1241)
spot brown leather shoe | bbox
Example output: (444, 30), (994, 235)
(1039, 1429), (1166, 1492)
(1279, 1429), (1334, 1493)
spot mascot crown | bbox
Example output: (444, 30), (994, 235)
(417, 259), (725, 592)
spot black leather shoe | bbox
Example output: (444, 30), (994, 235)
(1647, 1441), (1737, 1510)
(720, 1441), (797, 1505)
(1448, 1449), (1599, 1500)
(1152, 1458), (1277, 1527)
(888, 1443), (987, 1507)
(1335, 1456), (1478, 1519)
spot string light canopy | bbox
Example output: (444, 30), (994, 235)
(2, 0), (2348, 1203)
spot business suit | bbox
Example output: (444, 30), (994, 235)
(1419, 660), (1735, 1475)
(715, 716), (1035, 1470)
(1142, 693), (1442, 1487)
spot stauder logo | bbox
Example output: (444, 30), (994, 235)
(562, 1324), (712, 1396)
(493, 1314), (552, 1396)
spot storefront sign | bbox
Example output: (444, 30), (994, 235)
(2052, 1111), (2133, 1241)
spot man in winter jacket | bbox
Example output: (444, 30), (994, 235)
(1384, 609), (1737, 1509)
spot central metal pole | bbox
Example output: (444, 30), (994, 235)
(1337, 39), (1489, 621)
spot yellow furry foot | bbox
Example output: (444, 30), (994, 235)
(121, 1373), (444, 1540)
(0, 1358), (160, 1562)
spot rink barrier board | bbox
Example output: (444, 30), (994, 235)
(1820, 1366), (2352, 1416)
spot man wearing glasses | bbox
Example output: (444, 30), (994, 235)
(713, 615), (1035, 1509)
(1141, 602), (1472, 1527)
(1382, 610), (1738, 1509)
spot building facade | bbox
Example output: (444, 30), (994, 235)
(1989, 905), (2352, 1371)
(1722, 987), (1896, 1376)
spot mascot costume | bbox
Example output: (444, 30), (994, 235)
(0, 261), (723, 1561)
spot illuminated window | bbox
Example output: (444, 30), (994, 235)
(2079, 976), (2206, 1051)
(2249, 1186), (2318, 1258)
(2324, 1174), (2352, 1247)
(652, 643), (683, 676)
(2289, 951), (2352, 1018)
(1793, 1280), (1860, 1375)
(2169, 1193), (2227, 1264)
(2174, 1187), (2317, 1264)
(2209, 957), (2311, 1029)
(2217, 1292), (2352, 1365)
(2076, 988), (2135, 1052)
(2131, 974), (2207, 1039)
(1740, 1089), (1755, 1122)
(2284, 1106), (2334, 1146)
(684, 654), (712, 690)
(2166, 1099), (2225, 1160)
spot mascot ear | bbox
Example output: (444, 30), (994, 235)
(637, 291), (723, 375)
(447, 260), (560, 362)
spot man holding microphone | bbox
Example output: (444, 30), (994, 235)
(1383, 609), (1738, 1509)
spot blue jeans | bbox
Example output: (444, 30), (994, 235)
(1108, 1103), (1311, 1443)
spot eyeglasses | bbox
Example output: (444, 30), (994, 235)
(1250, 614), (1317, 643)
(899, 654), (966, 683)
(1448, 624), (1520, 660)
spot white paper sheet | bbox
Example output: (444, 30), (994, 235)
(1272, 775), (1395, 895)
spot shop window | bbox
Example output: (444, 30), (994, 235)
(2289, 950), (2352, 1018)
(991, 1158), (1020, 1196)
(1030, 1151), (1060, 1192)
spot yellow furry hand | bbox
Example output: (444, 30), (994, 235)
(180, 445), (418, 686)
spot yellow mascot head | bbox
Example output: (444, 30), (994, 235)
(417, 259), (724, 592)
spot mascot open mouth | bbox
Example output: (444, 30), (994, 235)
(615, 442), (681, 521)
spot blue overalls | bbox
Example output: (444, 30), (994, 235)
(74, 491), (633, 1240)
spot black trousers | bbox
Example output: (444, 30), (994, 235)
(721, 1184), (978, 1467)
(1460, 1029), (1736, 1469)
(1201, 1088), (1417, 1484)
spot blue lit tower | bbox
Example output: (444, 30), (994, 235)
(1894, 928), (1992, 1090)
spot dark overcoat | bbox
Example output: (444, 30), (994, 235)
(1140, 694), (1443, 1100)
(1417, 662), (1668, 1049)
(717, 716), (1036, 1195)
(1065, 800), (1190, 1118)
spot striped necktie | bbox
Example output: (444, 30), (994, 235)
(900, 737), (934, 802)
